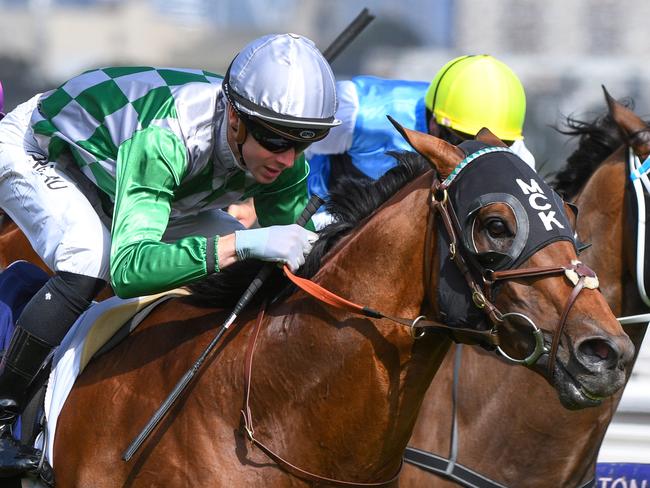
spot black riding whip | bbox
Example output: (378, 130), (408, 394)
(322, 8), (375, 63)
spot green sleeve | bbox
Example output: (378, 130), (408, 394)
(253, 154), (314, 230)
(110, 126), (214, 298)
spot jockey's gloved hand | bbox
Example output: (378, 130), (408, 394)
(235, 224), (318, 271)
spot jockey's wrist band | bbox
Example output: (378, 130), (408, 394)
(214, 235), (220, 273)
(206, 236), (217, 274)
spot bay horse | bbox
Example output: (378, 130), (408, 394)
(50, 126), (632, 487)
(401, 90), (649, 488)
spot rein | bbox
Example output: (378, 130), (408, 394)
(628, 147), (650, 307)
(241, 303), (403, 488)
(282, 267), (499, 345)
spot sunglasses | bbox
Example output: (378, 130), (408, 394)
(240, 116), (329, 154)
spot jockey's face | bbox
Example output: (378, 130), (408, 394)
(227, 105), (300, 184)
(241, 132), (298, 184)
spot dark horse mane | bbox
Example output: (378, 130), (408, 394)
(551, 100), (639, 199)
(187, 152), (431, 308)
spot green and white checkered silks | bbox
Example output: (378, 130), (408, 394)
(29, 67), (252, 216)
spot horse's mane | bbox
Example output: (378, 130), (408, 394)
(551, 101), (637, 199)
(186, 151), (431, 307)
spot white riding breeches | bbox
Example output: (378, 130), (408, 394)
(0, 95), (243, 281)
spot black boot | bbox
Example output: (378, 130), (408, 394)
(0, 271), (104, 484)
(0, 327), (54, 481)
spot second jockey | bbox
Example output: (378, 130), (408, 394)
(305, 54), (534, 227)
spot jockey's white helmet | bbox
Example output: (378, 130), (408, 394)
(222, 33), (341, 139)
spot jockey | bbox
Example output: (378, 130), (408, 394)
(305, 54), (534, 227)
(0, 33), (339, 479)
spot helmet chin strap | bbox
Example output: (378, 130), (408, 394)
(234, 119), (249, 170)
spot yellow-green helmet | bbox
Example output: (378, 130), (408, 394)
(424, 55), (526, 141)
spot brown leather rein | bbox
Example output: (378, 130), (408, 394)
(239, 171), (599, 487)
(242, 304), (403, 487)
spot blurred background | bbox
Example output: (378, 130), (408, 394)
(3, 0), (650, 175)
(1, 0), (649, 463)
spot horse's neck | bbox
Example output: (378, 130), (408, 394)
(575, 152), (648, 327)
(575, 157), (628, 316)
(251, 175), (452, 480)
(317, 175), (453, 414)
(317, 177), (430, 317)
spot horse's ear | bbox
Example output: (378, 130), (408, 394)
(387, 115), (465, 179)
(603, 85), (650, 160)
(475, 127), (508, 148)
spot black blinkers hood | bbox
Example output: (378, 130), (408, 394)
(436, 141), (576, 330)
(449, 141), (576, 270)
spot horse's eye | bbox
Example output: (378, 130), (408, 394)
(485, 218), (510, 238)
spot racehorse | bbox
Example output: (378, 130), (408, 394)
(400, 90), (649, 488)
(49, 126), (632, 487)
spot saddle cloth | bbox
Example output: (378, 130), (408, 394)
(39, 288), (190, 465)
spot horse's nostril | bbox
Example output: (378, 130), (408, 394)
(579, 338), (617, 364)
(588, 341), (609, 360)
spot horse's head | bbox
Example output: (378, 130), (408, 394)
(391, 117), (633, 409)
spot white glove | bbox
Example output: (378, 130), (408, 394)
(235, 224), (318, 271)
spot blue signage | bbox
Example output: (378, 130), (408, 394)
(596, 463), (650, 487)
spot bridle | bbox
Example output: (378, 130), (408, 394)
(239, 165), (600, 487)
(429, 171), (599, 376)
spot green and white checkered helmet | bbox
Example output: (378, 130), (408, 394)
(223, 33), (341, 133)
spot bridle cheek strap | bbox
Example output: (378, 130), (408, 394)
(546, 275), (586, 377)
(241, 303), (404, 488)
(545, 261), (599, 376)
